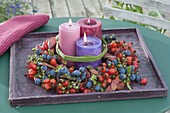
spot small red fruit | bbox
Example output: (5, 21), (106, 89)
(43, 78), (50, 83)
(101, 66), (106, 73)
(44, 83), (52, 90)
(43, 41), (48, 50)
(50, 58), (57, 67)
(102, 63), (107, 67)
(83, 89), (88, 93)
(110, 42), (117, 48)
(28, 69), (36, 75)
(101, 82), (107, 88)
(140, 78), (148, 85)
(103, 73), (109, 78)
(70, 88), (76, 93)
(57, 90), (63, 95)
(108, 68), (116, 75)
(107, 78), (112, 84)
(98, 76), (104, 82)
(50, 79), (57, 85)
(63, 80), (69, 87)
(29, 62), (37, 70)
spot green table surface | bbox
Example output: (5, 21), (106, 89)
(1, 17), (170, 113)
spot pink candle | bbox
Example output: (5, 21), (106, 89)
(59, 19), (80, 66)
(77, 18), (102, 39)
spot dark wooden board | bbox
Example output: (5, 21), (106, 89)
(9, 28), (168, 107)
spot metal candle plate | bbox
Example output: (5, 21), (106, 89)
(9, 28), (167, 107)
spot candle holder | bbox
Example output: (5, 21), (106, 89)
(55, 35), (108, 63)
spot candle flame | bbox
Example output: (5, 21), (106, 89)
(69, 18), (72, 26)
(87, 19), (90, 23)
(84, 32), (87, 43)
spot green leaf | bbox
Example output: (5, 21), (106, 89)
(133, 5), (143, 14)
(127, 66), (131, 74)
(86, 65), (93, 69)
(148, 11), (158, 17)
(126, 82), (132, 90)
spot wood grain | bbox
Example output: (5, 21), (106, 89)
(32, 0), (52, 18)
(66, 0), (87, 17)
(50, 0), (70, 17)
(82, 0), (102, 17)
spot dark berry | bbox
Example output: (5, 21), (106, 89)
(86, 81), (92, 88)
(50, 69), (56, 76)
(42, 54), (47, 60)
(81, 75), (86, 81)
(95, 85), (101, 91)
(47, 55), (52, 60)
(111, 34), (116, 40)
(130, 74), (136, 81)
(79, 67), (86, 72)
(72, 70), (81, 77)
(135, 75), (141, 83)
(119, 68), (126, 74)
(124, 50), (131, 56)
(103, 34), (110, 40)
(34, 78), (41, 85)
(112, 59), (118, 65)
(119, 74), (126, 80)
(41, 65), (47, 71)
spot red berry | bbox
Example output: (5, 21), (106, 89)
(58, 90), (63, 95)
(107, 78), (112, 84)
(101, 66), (106, 73)
(103, 73), (109, 78)
(63, 80), (69, 87)
(50, 79), (57, 85)
(50, 58), (57, 67)
(70, 88), (76, 93)
(102, 63), (107, 67)
(43, 41), (48, 50)
(44, 83), (52, 90)
(83, 89), (88, 93)
(79, 87), (84, 92)
(108, 69), (116, 75)
(101, 82), (107, 88)
(28, 69), (36, 75)
(29, 62), (37, 70)
(43, 78), (50, 83)
(140, 78), (148, 85)
(110, 42), (117, 48)
(98, 76), (104, 82)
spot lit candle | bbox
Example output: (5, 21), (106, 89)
(75, 33), (102, 69)
(59, 18), (80, 66)
(77, 18), (102, 39)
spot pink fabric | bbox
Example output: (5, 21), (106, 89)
(0, 14), (49, 56)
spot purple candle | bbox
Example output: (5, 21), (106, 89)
(75, 33), (102, 69)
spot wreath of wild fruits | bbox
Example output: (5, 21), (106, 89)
(25, 34), (148, 94)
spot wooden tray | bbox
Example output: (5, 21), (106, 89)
(9, 28), (168, 107)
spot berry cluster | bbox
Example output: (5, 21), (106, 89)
(26, 34), (147, 95)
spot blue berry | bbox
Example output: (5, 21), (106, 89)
(119, 74), (126, 80)
(86, 81), (92, 88)
(81, 75), (86, 81)
(42, 54), (47, 60)
(112, 59), (118, 65)
(42, 76), (48, 80)
(111, 34), (116, 40)
(82, 72), (86, 76)
(60, 67), (69, 74)
(45, 70), (50, 75)
(106, 60), (112, 66)
(79, 67), (86, 73)
(135, 75), (141, 83)
(37, 62), (42, 66)
(35, 48), (42, 55)
(50, 69), (56, 76)
(103, 34), (110, 40)
(77, 77), (81, 81)
(41, 65), (47, 71)
(130, 74), (136, 81)
(131, 65), (135, 72)
(47, 55), (52, 60)
(124, 50), (131, 56)
(95, 85), (101, 91)
(72, 70), (81, 77)
(34, 78), (41, 85)
(119, 69), (126, 74)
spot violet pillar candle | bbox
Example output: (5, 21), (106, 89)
(75, 33), (102, 69)
(59, 19), (80, 67)
(77, 18), (102, 39)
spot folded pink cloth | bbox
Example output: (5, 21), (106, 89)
(0, 14), (49, 56)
